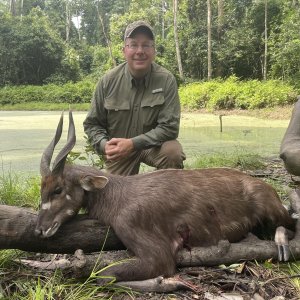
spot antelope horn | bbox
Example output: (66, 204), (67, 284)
(40, 112), (64, 177)
(51, 110), (76, 175)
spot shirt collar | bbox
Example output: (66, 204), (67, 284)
(124, 63), (152, 88)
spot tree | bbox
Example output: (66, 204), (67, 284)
(263, 0), (268, 80)
(207, 0), (212, 80)
(216, 0), (224, 77)
(269, 1), (300, 86)
(9, 0), (16, 15)
(173, 0), (183, 80)
(0, 8), (81, 85)
(95, 0), (116, 67)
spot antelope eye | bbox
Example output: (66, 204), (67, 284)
(54, 187), (63, 194)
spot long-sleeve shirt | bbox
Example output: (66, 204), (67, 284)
(83, 62), (181, 154)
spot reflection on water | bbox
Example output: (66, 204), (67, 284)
(0, 111), (288, 175)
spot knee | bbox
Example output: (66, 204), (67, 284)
(158, 140), (186, 169)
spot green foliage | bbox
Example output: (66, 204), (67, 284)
(0, 79), (96, 105)
(178, 80), (220, 110)
(1, 76), (297, 110)
(67, 136), (105, 169)
(1, 0), (300, 86)
(0, 9), (82, 86)
(0, 172), (40, 208)
(268, 4), (300, 87)
(186, 150), (265, 170)
(0, 10), (65, 85)
(179, 77), (298, 110)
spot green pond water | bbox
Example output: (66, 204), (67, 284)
(0, 111), (290, 175)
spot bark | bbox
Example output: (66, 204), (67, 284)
(65, 0), (72, 43)
(20, 235), (300, 280)
(173, 0), (184, 80)
(3, 204), (300, 280)
(9, 0), (16, 16)
(216, 0), (224, 77)
(263, 0), (268, 80)
(207, 0), (212, 80)
(96, 4), (116, 67)
(0, 205), (124, 253)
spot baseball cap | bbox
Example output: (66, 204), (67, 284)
(124, 20), (154, 41)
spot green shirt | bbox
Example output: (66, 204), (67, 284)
(83, 62), (180, 154)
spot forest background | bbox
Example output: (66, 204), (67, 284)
(1, 0), (300, 111)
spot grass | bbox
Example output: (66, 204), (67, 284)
(185, 150), (265, 170)
(0, 171), (40, 208)
(0, 251), (136, 299)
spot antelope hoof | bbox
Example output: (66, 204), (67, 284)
(275, 226), (290, 262)
(277, 244), (290, 262)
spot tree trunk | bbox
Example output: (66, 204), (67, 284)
(96, 4), (116, 68)
(0, 205), (124, 253)
(173, 0), (184, 80)
(161, 0), (166, 39)
(75, 10), (81, 41)
(216, 0), (224, 77)
(65, 0), (72, 43)
(20, 0), (23, 19)
(19, 234), (300, 281)
(2, 204), (300, 276)
(207, 0), (212, 80)
(9, 0), (16, 16)
(263, 0), (268, 80)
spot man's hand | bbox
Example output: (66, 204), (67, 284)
(105, 138), (134, 161)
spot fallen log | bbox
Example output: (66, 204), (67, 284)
(0, 204), (124, 253)
(19, 235), (300, 281)
(2, 204), (300, 278)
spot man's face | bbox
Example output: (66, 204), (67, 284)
(123, 32), (155, 78)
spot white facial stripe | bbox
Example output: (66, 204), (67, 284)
(66, 194), (72, 201)
(66, 209), (75, 216)
(41, 202), (51, 210)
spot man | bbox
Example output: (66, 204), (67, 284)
(83, 20), (186, 175)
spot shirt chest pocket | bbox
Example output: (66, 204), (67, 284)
(104, 97), (130, 111)
(104, 97), (130, 131)
(141, 93), (165, 129)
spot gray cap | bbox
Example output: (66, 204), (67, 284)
(124, 20), (154, 41)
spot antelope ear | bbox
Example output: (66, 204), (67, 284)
(80, 175), (109, 191)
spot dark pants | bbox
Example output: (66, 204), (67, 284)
(104, 140), (186, 176)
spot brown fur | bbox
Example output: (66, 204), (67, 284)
(35, 165), (295, 282)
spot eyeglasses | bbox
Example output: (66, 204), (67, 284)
(125, 43), (154, 51)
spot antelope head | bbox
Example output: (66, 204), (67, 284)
(35, 111), (81, 238)
(35, 111), (109, 238)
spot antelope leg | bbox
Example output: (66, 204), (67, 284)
(275, 226), (290, 261)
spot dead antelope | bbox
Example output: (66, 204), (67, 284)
(35, 111), (296, 283)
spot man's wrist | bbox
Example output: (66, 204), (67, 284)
(95, 139), (108, 154)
